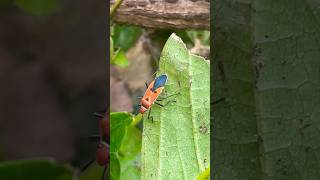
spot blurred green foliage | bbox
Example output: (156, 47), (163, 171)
(0, 0), (12, 7)
(113, 25), (142, 52)
(80, 164), (105, 180)
(187, 30), (210, 46)
(0, 159), (73, 180)
(15, 0), (60, 15)
(111, 49), (129, 68)
(0, 0), (61, 15)
(110, 25), (142, 68)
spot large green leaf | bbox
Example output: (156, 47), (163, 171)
(212, 0), (320, 179)
(110, 112), (133, 180)
(119, 126), (141, 180)
(110, 153), (121, 180)
(110, 112), (132, 153)
(142, 33), (210, 179)
(0, 159), (73, 180)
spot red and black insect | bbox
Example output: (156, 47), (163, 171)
(138, 74), (178, 120)
(139, 74), (167, 114)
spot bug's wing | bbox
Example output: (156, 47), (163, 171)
(142, 80), (155, 99)
(152, 74), (167, 91)
(149, 87), (164, 103)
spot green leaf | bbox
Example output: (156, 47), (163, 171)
(0, 159), (73, 180)
(110, 153), (120, 180)
(15, 0), (60, 15)
(119, 126), (141, 159)
(186, 30), (210, 46)
(196, 166), (210, 180)
(79, 164), (104, 180)
(212, 0), (320, 179)
(113, 25), (142, 52)
(119, 126), (142, 180)
(149, 30), (194, 49)
(110, 37), (114, 61)
(142, 33), (210, 179)
(110, 112), (132, 153)
(0, 0), (13, 8)
(111, 49), (129, 68)
(119, 154), (140, 180)
(110, 112), (133, 180)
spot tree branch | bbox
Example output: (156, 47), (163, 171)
(110, 0), (209, 30)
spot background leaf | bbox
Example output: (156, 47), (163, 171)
(111, 49), (129, 68)
(110, 153), (120, 180)
(113, 25), (142, 52)
(79, 164), (104, 180)
(110, 112), (132, 153)
(119, 126), (141, 180)
(110, 112), (133, 180)
(0, 159), (73, 180)
(15, 0), (60, 15)
(142, 33), (210, 180)
(212, 0), (320, 179)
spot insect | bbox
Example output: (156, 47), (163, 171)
(82, 110), (109, 180)
(139, 74), (179, 120)
(139, 74), (167, 114)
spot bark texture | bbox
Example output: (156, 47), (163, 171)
(110, 0), (209, 30)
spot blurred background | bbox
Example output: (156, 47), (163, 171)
(0, 0), (209, 178)
(0, 0), (107, 169)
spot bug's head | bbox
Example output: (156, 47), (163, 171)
(96, 143), (109, 166)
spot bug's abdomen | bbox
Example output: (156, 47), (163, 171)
(140, 98), (152, 114)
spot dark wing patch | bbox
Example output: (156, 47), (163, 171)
(152, 74), (167, 91)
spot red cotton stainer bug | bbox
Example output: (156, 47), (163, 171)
(82, 110), (109, 180)
(139, 74), (178, 120)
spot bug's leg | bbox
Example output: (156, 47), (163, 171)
(147, 108), (151, 119)
(147, 108), (153, 123)
(154, 102), (163, 107)
(158, 92), (180, 100)
(155, 100), (176, 107)
(101, 164), (107, 180)
(145, 82), (148, 88)
(81, 158), (95, 172)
